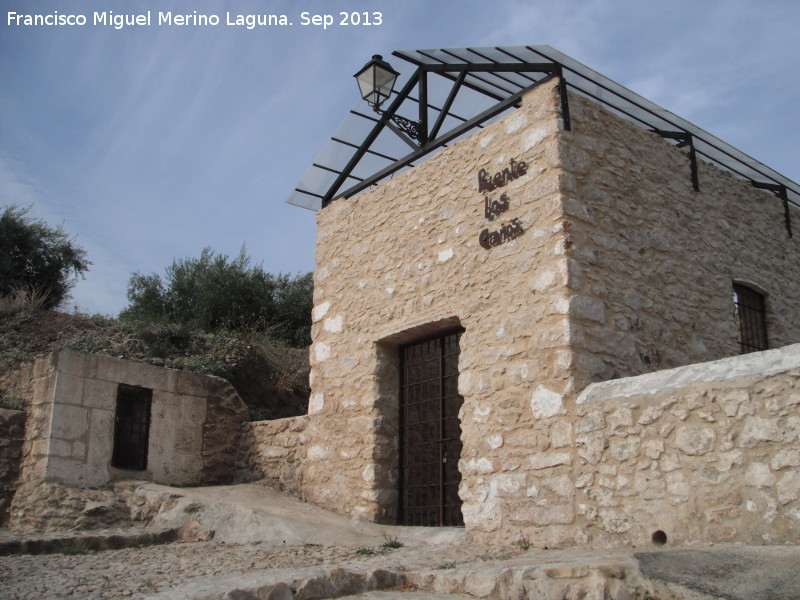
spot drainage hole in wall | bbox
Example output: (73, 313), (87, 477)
(651, 530), (667, 546)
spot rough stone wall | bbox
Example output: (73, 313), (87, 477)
(305, 76), (800, 546)
(8, 480), (131, 533)
(560, 92), (800, 388)
(569, 343), (800, 548)
(0, 408), (26, 525)
(307, 79), (573, 523)
(201, 377), (250, 484)
(0, 360), (35, 410)
(235, 415), (309, 496)
(15, 349), (247, 489)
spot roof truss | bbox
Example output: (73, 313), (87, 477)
(320, 60), (565, 208)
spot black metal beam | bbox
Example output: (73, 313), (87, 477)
(418, 70), (428, 145)
(331, 136), (399, 162)
(554, 65), (571, 132)
(322, 70), (421, 206)
(312, 162), (364, 181)
(336, 79), (546, 201)
(465, 48), (536, 91)
(439, 49), (523, 97)
(385, 120), (419, 150)
(653, 130), (699, 191)
(753, 182), (792, 237)
(413, 49), (518, 99)
(294, 188), (325, 199)
(429, 71), (467, 140)
(421, 62), (555, 74)
(395, 50), (528, 103)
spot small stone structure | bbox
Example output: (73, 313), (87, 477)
(6, 349), (248, 531)
(288, 76), (800, 545)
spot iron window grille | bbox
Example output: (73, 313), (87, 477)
(111, 384), (152, 471)
(733, 283), (768, 354)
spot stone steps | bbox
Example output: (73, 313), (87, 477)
(0, 525), (178, 556)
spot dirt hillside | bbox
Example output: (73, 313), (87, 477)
(0, 306), (309, 419)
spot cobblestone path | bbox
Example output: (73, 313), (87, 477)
(0, 539), (502, 599)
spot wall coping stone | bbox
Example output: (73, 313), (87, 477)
(578, 342), (800, 404)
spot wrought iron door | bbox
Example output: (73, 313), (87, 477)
(111, 384), (152, 471)
(399, 330), (464, 526)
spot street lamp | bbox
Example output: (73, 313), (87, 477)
(354, 54), (399, 111)
(354, 54), (422, 141)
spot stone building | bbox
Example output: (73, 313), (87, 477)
(1, 349), (248, 530)
(284, 46), (800, 547)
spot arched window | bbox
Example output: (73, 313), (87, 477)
(733, 283), (768, 354)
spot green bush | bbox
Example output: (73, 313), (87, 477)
(0, 205), (90, 309)
(120, 247), (312, 347)
(0, 396), (24, 410)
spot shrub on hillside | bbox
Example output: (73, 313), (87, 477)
(120, 246), (312, 347)
(0, 205), (90, 310)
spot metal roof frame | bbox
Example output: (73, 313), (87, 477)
(287, 45), (798, 236)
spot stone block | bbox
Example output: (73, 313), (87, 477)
(510, 503), (574, 526)
(772, 448), (800, 470)
(464, 570), (500, 598)
(55, 349), (97, 378)
(745, 463), (776, 488)
(544, 566), (589, 579)
(577, 432), (606, 465)
(530, 451), (572, 470)
(531, 386), (566, 419)
(175, 371), (213, 397)
(139, 362), (178, 393)
(490, 473), (526, 498)
(49, 404), (89, 440)
(433, 571), (467, 594)
(81, 378), (117, 410)
(551, 420), (573, 448)
(95, 355), (144, 386)
(577, 410), (605, 434)
(571, 295), (606, 323)
(673, 425), (716, 456)
(739, 417), (782, 447)
(43, 456), (88, 485)
(48, 439), (72, 458)
(53, 373), (84, 406)
(777, 471), (800, 505)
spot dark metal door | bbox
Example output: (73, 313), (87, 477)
(399, 330), (464, 526)
(112, 384), (152, 471)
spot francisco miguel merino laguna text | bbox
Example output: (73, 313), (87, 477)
(7, 11), (312, 30)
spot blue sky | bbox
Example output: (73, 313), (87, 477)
(2, 0), (798, 315)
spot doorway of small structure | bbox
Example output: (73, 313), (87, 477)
(111, 384), (152, 471)
(399, 329), (464, 526)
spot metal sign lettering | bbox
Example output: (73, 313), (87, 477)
(479, 218), (524, 249)
(485, 192), (509, 221)
(477, 158), (527, 249)
(477, 158), (528, 193)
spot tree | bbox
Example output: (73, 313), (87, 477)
(0, 205), (90, 309)
(121, 246), (313, 347)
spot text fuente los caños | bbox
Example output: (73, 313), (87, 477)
(478, 158), (527, 249)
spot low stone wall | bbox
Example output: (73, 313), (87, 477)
(236, 415), (309, 496)
(0, 408), (26, 525)
(7, 480), (132, 533)
(566, 343), (800, 548)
